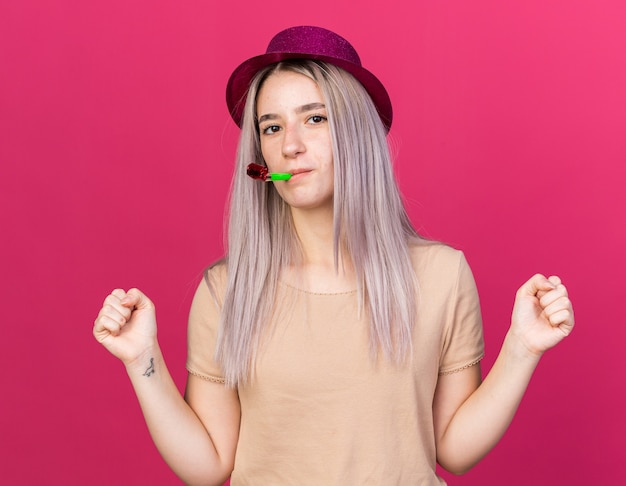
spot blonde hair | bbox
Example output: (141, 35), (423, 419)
(214, 60), (420, 386)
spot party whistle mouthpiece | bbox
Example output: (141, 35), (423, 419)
(246, 163), (292, 182)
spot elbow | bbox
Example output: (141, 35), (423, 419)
(184, 472), (233, 486)
(173, 461), (233, 486)
(437, 454), (479, 476)
(442, 464), (475, 476)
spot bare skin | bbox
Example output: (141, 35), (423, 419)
(94, 286), (239, 486)
(94, 70), (574, 481)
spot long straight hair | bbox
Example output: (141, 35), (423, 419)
(214, 60), (421, 386)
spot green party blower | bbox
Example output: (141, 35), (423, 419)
(246, 163), (292, 182)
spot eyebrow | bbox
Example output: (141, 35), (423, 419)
(258, 102), (326, 124)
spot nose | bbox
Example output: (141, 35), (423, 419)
(281, 123), (306, 159)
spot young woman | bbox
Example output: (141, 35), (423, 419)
(93, 26), (574, 485)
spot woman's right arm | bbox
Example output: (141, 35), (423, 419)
(93, 288), (240, 486)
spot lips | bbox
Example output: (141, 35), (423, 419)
(289, 168), (311, 175)
(288, 168), (313, 181)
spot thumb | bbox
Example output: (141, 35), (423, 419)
(120, 288), (154, 311)
(547, 275), (562, 286)
(519, 273), (556, 298)
(537, 275), (563, 299)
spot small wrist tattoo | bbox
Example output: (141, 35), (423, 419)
(143, 357), (155, 377)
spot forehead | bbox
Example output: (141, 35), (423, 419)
(256, 70), (324, 114)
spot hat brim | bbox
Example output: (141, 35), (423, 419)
(226, 52), (393, 131)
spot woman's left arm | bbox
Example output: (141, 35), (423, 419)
(433, 274), (575, 475)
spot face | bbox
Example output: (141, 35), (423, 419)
(256, 70), (334, 212)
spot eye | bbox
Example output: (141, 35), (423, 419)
(307, 115), (327, 125)
(260, 124), (281, 135)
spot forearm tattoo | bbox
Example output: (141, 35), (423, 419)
(143, 357), (155, 377)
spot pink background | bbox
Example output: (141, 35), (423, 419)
(1, 1), (624, 484)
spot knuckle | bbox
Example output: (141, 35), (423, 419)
(105, 318), (121, 333)
(101, 305), (125, 324)
(102, 303), (115, 314)
(104, 294), (118, 305)
(557, 296), (570, 307)
(128, 287), (143, 299)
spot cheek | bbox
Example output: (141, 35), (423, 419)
(260, 140), (278, 167)
(259, 140), (268, 161)
(323, 149), (334, 173)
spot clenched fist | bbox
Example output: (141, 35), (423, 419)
(93, 288), (158, 365)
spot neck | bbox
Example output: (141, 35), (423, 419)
(290, 204), (336, 265)
(286, 204), (356, 292)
